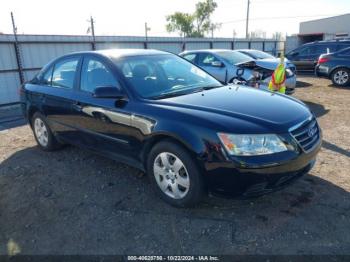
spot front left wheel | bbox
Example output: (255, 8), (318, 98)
(147, 141), (206, 207)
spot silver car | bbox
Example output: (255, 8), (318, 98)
(179, 49), (297, 94)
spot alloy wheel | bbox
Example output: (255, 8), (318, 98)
(334, 70), (349, 85)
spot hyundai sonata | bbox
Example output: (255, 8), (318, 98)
(21, 49), (321, 207)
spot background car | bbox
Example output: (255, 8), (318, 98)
(315, 47), (350, 87)
(21, 49), (321, 207)
(179, 49), (297, 95)
(286, 40), (350, 72)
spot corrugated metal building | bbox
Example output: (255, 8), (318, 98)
(0, 34), (282, 105)
(300, 13), (350, 40)
(286, 14), (350, 52)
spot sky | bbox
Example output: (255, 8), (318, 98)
(0, 0), (349, 38)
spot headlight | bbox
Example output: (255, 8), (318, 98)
(218, 133), (288, 156)
(286, 68), (294, 77)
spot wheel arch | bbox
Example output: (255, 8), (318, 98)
(330, 66), (350, 78)
(27, 105), (42, 128)
(140, 131), (206, 171)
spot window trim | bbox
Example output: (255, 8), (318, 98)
(78, 54), (123, 95)
(183, 53), (197, 64)
(39, 64), (54, 86)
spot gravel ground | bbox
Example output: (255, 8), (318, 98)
(0, 77), (349, 255)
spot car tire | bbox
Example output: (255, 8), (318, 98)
(147, 141), (206, 207)
(31, 112), (62, 151)
(331, 68), (350, 87)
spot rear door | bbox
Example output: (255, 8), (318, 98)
(35, 55), (82, 141)
(292, 46), (312, 71)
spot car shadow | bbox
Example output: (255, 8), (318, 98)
(0, 145), (349, 254)
(296, 80), (313, 88)
(327, 83), (350, 90)
(322, 140), (350, 158)
(301, 100), (330, 118)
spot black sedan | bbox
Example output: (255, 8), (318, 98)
(21, 49), (322, 207)
(315, 47), (350, 87)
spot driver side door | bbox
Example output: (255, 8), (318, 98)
(197, 53), (227, 82)
(71, 55), (136, 161)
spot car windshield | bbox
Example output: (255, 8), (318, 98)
(114, 54), (222, 99)
(242, 50), (275, 59)
(216, 51), (252, 64)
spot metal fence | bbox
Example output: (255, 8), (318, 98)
(0, 34), (284, 106)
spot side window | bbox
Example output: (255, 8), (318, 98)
(199, 53), (220, 66)
(41, 66), (53, 86)
(80, 58), (119, 93)
(299, 47), (310, 56)
(310, 45), (327, 55)
(310, 45), (336, 55)
(183, 54), (197, 63)
(52, 58), (79, 89)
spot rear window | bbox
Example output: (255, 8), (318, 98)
(51, 58), (79, 89)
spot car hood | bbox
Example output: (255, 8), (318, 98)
(154, 86), (311, 133)
(236, 58), (294, 70)
(254, 58), (294, 70)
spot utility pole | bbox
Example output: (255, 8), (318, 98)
(245, 0), (250, 39)
(88, 16), (96, 50)
(144, 22), (151, 49)
(11, 12), (24, 84)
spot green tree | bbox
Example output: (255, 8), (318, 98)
(166, 0), (219, 37)
(166, 12), (195, 37)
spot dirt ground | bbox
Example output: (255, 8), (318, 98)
(0, 76), (349, 255)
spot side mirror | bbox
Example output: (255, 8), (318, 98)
(290, 51), (299, 57)
(236, 68), (244, 77)
(93, 86), (126, 99)
(211, 61), (224, 67)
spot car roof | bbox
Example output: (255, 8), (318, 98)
(236, 49), (264, 52)
(180, 49), (237, 55)
(64, 49), (170, 59)
(300, 40), (350, 47)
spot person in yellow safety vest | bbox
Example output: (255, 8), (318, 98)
(268, 53), (286, 94)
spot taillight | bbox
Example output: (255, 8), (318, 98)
(318, 57), (329, 64)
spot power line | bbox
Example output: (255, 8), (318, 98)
(220, 13), (345, 25)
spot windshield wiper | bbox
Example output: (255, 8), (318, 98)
(191, 85), (223, 93)
(152, 85), (223, 100)
(151, 91), (190, 100)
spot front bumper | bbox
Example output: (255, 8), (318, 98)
(204, 137), (321, 198)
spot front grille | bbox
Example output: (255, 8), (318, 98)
(290, 117), (320, 152)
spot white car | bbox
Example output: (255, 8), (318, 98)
(180, 49), (297, 94)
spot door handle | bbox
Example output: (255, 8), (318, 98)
(72, 101), (83, 111)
